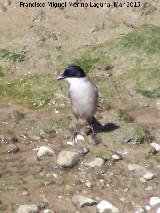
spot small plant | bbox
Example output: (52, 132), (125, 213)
(0, 49), (25, 62)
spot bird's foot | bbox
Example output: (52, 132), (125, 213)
(91, 133), (101, 145)
(71, 131), (78, 145)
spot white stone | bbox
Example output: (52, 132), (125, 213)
(37, 146), (54, 159)
(85, 158), (105, 168)
(112, 154), (121, 160)
(145, 186), (153, 191)
(143, 172), (155, 181)
(57, 150), (80, 167)
(17, 204), (39, 213)
(97, 200), (119, 213)
(150, 143), (160, 152)
(145, 205), (151, 211)
(150, 197), (160, 207)
(43, 209), (54, 213)
(157, 207), (160, 213)
(76, 134), (85, 141)
(134, 208), (146, 213)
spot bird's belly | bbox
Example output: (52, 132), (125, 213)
(71, 94), (97, 119)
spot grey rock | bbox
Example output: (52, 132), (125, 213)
(57, 150), (80, 167)
(85, 158), (105, 167)
(17, 204), (39, 213)
(37, 146), (54, 160)
(72, 195), (97, 208)
(6, 144), (19, 153)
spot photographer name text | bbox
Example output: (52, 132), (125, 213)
(19, 1), (141, 8)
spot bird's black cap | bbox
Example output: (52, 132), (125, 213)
(57, 65), (86, 80)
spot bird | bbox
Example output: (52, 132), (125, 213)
(57, 65), (100, 144)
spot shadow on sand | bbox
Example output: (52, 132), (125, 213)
(87, 117), (120, 135)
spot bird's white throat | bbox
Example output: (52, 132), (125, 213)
(64, 77), (88, 85)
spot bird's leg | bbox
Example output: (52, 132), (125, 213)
(72, 118), (79, 144)
(87, 117), (101, 145)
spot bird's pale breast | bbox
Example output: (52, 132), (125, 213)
(69, 78), (98, 119)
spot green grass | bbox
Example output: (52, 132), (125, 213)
(138, 87), (160, 98)
(118, 24), (160, 54)
(0, 74), (57, 109)
(0, 49), (25, 62)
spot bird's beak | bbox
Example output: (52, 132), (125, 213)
(57, 76), (65, 80)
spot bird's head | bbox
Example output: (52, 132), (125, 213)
(57, 65), (86, 81)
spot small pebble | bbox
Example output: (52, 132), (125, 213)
(145, 205), (151, 211)
(145, 186), (153, 191)
(134, 207), (146, 213)
(76, 134), (85, 141)
(21, 190), (29, 196)
(97, 200), (119, 213)
(85, 181), (93, 188)
(112, 154), (122, 160)
(143, 172), (155, 181)
(43, 209), (54, 213)
(150, 142), (160, 152)
(6, 144), (19, 153)
(149, 197), (160, 207)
